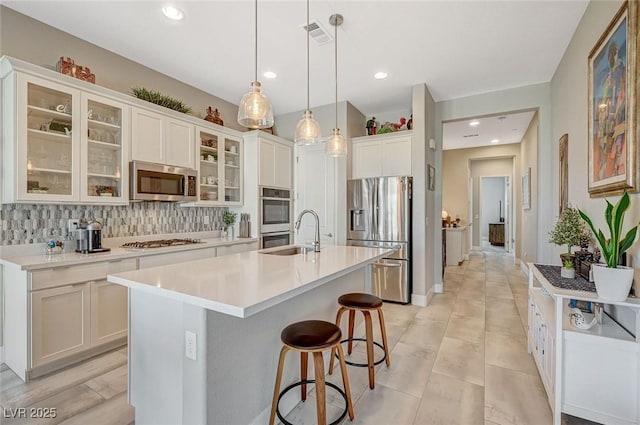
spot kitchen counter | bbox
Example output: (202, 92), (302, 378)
(108, 245), (391, 318)
(108, 244), (393, 425)
(0, 237), (258, 270)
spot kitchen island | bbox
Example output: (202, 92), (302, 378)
(107, 244), (393, 425)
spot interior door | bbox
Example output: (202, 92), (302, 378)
(295, 144), (336, 246)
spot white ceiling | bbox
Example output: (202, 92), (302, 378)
(4, 1), (588, 117)
(442, 111), (536, 150)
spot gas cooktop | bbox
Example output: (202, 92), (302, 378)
(121, 238), (203, 249)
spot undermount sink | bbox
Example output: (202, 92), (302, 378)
(260, 245), (315, 256)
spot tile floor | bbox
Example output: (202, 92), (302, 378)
(1, 249), (594, 424)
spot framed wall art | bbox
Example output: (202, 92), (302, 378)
(559, 134), (569, 214)
(587, 0), (638, 197)
(428, 164), (435, 191)
(522, 167), (531, 210)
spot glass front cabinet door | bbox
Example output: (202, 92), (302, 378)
(80, 94), (128, 203)
(18, 74), (80, 202)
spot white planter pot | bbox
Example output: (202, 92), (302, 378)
(560, 267), (575, 279)
(591, 264), (634, 301)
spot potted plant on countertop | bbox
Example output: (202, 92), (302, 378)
(579, 191), (639, 301)
(222, 211), (237, 240)
(548, 206), (590, 272)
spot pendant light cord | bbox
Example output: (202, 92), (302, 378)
(334, 16), (338, 128)
(306, 0), (310, 111)
(254, 0), (258, 82)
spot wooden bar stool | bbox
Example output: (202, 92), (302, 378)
(269, 320), (355, 425)
(329, 293), (390, 389)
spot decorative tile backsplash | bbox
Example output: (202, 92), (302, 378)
(0, 203), (227, 245)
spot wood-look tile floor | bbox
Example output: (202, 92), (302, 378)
(1, 249), (597, 425)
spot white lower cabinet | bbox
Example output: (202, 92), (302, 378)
(26, 259), (136, 378)
(31, 283), (91, 368)
(91, 280), (128, 345)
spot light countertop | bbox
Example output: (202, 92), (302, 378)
(0, 237), (258, 270)
(445, 226), (467, 231)
(108, 245), (393, 318)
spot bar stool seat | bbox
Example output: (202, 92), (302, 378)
(329, 293), (390, 389)
(269, 320), (354, 425)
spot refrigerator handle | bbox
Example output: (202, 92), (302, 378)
(373, 179), (379, 237)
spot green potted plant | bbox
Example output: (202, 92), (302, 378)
(548, 207), (590, 267)
(561, 259), (575, 279)
(579, 191), (638, 301)
(222, 211), (237, 240)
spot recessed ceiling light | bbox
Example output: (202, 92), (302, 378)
(374, 72), (388, 80)
(263, 71), (277, 79)
(162, 6), (184, 21)
(469, 120), (480, 127)
(490, 139), (500, 144)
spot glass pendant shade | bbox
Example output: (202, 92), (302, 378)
(326, 128), (346, 157)
(295, 110), (321, 145)
(237, 81), (274, 129)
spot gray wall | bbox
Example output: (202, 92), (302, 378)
(0, 6), (243, 131)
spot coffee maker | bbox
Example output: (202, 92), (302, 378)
(75, 220), (110, 253)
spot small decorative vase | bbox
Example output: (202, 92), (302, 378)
(560, 267), (575, 279)
(591, 264), (634, 301)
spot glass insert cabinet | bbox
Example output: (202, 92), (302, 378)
(196, 126), (243, 206)
(15, 74), (128, 203)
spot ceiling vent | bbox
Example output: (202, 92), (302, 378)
(463, 133), (479, 138)
(300, 19), (334, 45)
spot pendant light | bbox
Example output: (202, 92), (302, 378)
(237, 0), (274, 129)
(294, 0), (321, 145)
(326, 13), (346, 157)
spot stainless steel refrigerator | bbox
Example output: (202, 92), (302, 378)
(347, 176), (412, 303)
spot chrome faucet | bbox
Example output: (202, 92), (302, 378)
(294, 209), (321, 252)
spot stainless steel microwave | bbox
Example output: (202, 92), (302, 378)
(130, 161), (197, 202)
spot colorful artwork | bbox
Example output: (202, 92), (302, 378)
(588, 1), (638, 197)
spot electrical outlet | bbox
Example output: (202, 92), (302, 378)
(68, 219), (79, 232)
(185, 331), (197, 360)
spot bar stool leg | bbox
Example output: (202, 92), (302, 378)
(329, 307), (347, 374)
(363, 310), (375, 389)
(269, 346), (290, 425)
(336, 344), (355, 420)
(347, 310), (356, 355)
(301, 352), (309, 401)
(377, 308), (391, 367)
(313, 352), (327, 425)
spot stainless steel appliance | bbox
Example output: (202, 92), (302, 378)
(260, 231), (293, 249)
(130, 161), (197, 202)
(121, 238), (203, 249)
(75, 220), (110, 253)
(260, 186), (293, 248)
(347, 176), (412, 303)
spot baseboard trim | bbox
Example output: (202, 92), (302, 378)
(434, 283), (443, 294)
(519, 260), (529, 276)
(471, 245), (482, 251)
(411, 293), (428, 307)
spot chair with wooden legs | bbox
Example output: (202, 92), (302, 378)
(329, 293), (391, 389)
(269, 320), (355, 425)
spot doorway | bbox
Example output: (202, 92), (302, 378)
(479, 176), (510, 253)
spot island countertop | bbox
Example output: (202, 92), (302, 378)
(108, 245), (393, 318)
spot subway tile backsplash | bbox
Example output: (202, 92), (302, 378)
(0, 203), (226, 245)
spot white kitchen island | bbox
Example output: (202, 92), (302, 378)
(107, 245), (393, 425)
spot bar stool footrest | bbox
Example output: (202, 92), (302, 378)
(336, 338), (387, 367)
(276, 379), (348, 425)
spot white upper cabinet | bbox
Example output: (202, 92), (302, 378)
(131, 107), (195, 169)
(254, 135), (293, 189)
(352, 132), (412, 179)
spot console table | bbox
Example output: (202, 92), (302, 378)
(488, 223), (504, 246)
(528, 263), (640, 425)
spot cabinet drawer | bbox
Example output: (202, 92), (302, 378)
(30, 259), (137, 291)
(138, 247), (216, 269)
